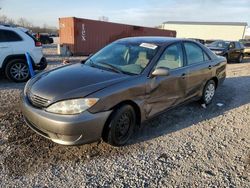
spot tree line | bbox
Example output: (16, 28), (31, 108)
(0, 14), (58, 34)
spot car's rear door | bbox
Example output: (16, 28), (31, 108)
(145, 42), (188, 118)
(182, 41), (213, 100)
(228, 42), (239, 60)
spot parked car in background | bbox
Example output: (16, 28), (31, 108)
(189, 38), (205, 45)
(207, 40), (245, 63)
(21, 37), (226, 146)
(205, 39), (217, 45)
(39, 34), (54, 44)
(243, 42), (250, 56)
(0, 25), (47, 82)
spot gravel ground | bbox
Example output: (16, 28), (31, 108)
(0, 45), (250, 187)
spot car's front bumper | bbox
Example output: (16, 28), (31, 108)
(21, 94), (112, 145)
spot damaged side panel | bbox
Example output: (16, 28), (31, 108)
(89, 68), (187, 122)
(144, 69), (187, 118)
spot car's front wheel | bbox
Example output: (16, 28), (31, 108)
(105, 105), (136, 146)
(201, 80), (216, 105)
(5, 59), (30, 82)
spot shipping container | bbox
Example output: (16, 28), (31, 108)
(59, 17), (176, 55)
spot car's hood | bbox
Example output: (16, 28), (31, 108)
(208, 47), (225, 51)
(29, 63), (130, 102)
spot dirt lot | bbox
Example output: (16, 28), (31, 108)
(0, 45), (250, 187)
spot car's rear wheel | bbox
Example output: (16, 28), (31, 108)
(5, 59), (30, 82)
(104, 105), (136, 146)
(237, 54), (243, 63)
(201, 80), (216, 105)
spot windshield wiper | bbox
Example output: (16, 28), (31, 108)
(96, 62), (123, 74)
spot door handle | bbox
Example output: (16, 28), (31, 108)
(181, 73), (186, 79)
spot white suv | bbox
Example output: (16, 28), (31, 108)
(0, 25), (47, 82)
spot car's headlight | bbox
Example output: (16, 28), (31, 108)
(46, 98), (99, 115)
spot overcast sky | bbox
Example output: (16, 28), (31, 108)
(0, 0), (250, 28)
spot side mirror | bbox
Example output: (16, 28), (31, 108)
(151, 67), (170, 77)
(228, 44), (234, 49)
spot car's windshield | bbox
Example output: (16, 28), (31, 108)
(85, 42), (159, 75)
(208, 41), (229, 48)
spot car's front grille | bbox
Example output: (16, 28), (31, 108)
(28, 92), (50, 108)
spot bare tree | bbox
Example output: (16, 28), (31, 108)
(0, 14), (8, 23)
(17, 17), (33, 28)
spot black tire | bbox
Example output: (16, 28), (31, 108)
(5, 59), (30, 82)
(104, 105), (136, 146)
(237, 53), (243, 63)
(200, 80), (216, 105)
(224, 54), (229, 63)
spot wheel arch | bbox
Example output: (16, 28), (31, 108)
(2, 54), (34, 71)
(211, 76), (218, 89)
(101, 100), (141, 140)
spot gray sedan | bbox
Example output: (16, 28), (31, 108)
(21, 37), (226, 146)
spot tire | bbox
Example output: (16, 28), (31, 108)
(104, 105), (136, 146)
(37, 58), (47, 70)
(224, 54), (229, 63)
(237, 54), (243, 63)
(200, 80), (216, 105)
(5, 59), (30, 82)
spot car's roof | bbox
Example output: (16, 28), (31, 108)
(0, 25), (28, 32)
(213, 40), (239, 43)
(117, 36), (184, 46)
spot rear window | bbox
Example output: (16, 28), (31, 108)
(24, 31), (39, 42)
(0, 29), (23, 42)
(184, 42), (208, 65)
(235, 42), (242, 49)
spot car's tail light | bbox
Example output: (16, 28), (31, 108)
(35, 41), (42, 47)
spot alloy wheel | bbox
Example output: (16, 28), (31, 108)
(10, 62), (29, 81)
(205, 83), (215, 103)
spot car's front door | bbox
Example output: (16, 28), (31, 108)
(0, 29), (12, 68)
(144, 42), (187, 118)
(228, 42), (238, 60)
(182, 42), (213, 100)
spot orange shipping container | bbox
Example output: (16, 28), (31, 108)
(59, 17), (176, 55)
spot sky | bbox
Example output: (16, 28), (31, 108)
(0, 0), (250, 28)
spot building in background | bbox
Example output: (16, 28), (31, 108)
(245, 28), (250, 40)
(161, 21), (248, 41)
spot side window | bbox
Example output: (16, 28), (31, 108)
(0, 30), (5, 42)
(184, 42), (205, 65)
(0, 30), (22, 42)
(156, 43), (184, 70)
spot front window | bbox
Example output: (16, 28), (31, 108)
(156, 43), (184, 70)
(85, 42), (159, 75)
